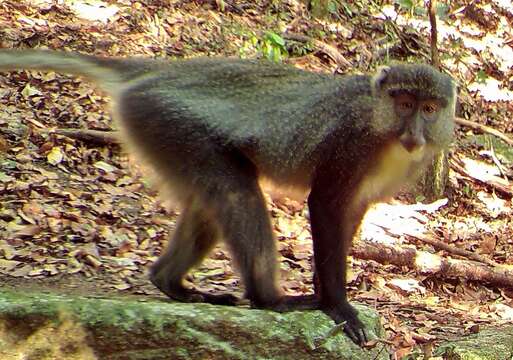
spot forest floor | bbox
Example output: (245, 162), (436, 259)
(1, 0), (513, 357)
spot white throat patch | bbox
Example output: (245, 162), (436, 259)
(353, 141), (427, 208)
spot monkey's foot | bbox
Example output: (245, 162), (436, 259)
(181, 289), (239, 306)
(150, 277), (239, 306)
(255, 294), (320, 312)
(323, 303), (368, 345)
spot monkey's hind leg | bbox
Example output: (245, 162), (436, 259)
(204, 164), (319, 312)
(150, 198), (238, 305)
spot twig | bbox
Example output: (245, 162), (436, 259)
(375, 224), (497, 266)
(450, 157), (513, 197)
(428, 0), (441, 69)
(409, 231), (498, 267)
(25, 117), (46, 129)
(53, 128), (120, 145)
(282, 32), (352, 68)
(455, 117), (513, 147)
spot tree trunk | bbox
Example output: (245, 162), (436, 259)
(422, 0), (449, 200)
(422, 149), (449, 201)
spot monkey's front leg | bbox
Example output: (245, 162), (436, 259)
(307, 189), (368, 345)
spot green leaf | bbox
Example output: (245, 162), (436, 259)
(476, 70), (488, 84)
(436, 3), (450, 19)
(327, 1), (339, 14)
(266, 32), (285, 47)
(21, 83), (42, 98)
(395, 0), (414, 11)
(0, 172), (14, 183)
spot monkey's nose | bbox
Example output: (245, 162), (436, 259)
(400, 133), (426, 153)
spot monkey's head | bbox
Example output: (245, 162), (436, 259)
(371, 64), (456, 155)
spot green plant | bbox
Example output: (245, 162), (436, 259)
(261, 32), (288, 62)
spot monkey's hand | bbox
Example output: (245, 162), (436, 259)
(322, 302), (368, 345)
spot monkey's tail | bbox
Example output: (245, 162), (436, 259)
(0, 49), (127, 95)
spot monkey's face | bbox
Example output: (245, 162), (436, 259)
(372, 64), (456, 155)
(392, 92), (452, 154)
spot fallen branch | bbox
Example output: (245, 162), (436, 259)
(455, 117), (513, 147)
(282, 32), (352, 68)
(409, 232), (497, 266)
(450, 157), (513, 197)
(53, 129), (120, 145)
(352, 240), (513, 288)
(375, 224), (497, 266)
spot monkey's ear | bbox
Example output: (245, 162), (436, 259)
(371, 66), (392, 95)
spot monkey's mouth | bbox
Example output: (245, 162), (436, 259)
(397, 138), (427, 164)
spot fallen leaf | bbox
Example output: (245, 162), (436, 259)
(47, 146), (64, 165)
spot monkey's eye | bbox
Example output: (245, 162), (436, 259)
(394, 94), (416, 117)
(422, 103), (438, 114)
(400, 102), (414, 110)
(421, 101), (440, 121)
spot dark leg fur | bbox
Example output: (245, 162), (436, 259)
(195, 152), (322, 311)
(151, 148), (321, 311)
(308, 182), (368, 345)
(150, 198), (238, 305)
(148, 142), (285, 307)
(201, 158), (283, 307)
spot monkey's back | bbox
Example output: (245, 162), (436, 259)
(117, 58), (375, 188)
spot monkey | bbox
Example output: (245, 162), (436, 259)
(0, 49), (456, 345)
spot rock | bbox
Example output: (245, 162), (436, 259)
(0, 290), (388, 359)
